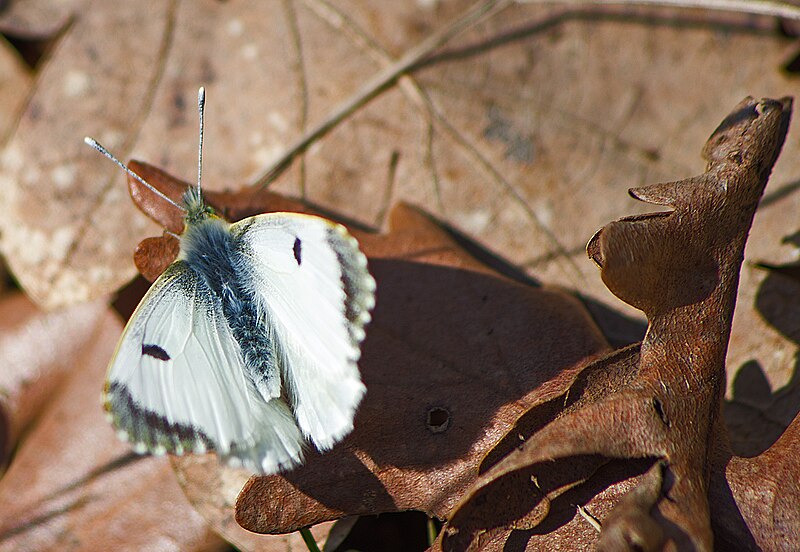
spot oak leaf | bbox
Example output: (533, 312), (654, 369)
(440, 97), (795, 551)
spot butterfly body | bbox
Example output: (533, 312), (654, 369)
(90, 89), (375, 474)
(178, 193), (281, 402)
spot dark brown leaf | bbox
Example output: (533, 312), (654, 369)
(133, 235), (180, 283)
(233, 199), (610, 531)
(174, 454), (337, 551)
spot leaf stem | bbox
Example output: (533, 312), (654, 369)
(299, 527), (322, 552)
(427, 516), (440, 546)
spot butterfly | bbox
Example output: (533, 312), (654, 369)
(85, 87), (375, 474)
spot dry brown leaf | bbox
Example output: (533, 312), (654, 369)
(595, 461), (667, 552)
(0, 0), (75, 38)
(0, 303), (226, 551)
(175, 454), (336, 552)
(439, 97), (793, 551)
(710, 411), (800, 549)
(0, 293), (107, 467)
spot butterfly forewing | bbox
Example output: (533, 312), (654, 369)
(232, 212), (375, 450)
(105, 261), (304, 473)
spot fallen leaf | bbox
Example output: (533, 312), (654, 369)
(710, 411), (800, 550)
(0, 1), (176, 308)
(175, 454), (336, 552)
(0, 293), (107, 467)
(233, 202), (610, 533)
(439, 97), (794, 551)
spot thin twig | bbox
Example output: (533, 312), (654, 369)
(517, 0), (800, 20)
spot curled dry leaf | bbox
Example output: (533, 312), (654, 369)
(595, 460), (667, 552)
(439, 96), (794, 551)
(0, 302), (225, 552)
(120, 162), (611, 542)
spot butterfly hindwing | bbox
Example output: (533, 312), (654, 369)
(104, 260), (304, 473)
(232, 212), (375, 450)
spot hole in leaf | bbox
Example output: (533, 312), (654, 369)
(652, 397), (669, 427)
(426, 407), (450, 433)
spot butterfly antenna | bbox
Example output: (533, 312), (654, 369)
(83, 137), (186, 213)
(196, 86), (205, 197)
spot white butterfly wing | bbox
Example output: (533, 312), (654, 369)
(104, 261), (304, 473)
(232, 213), (375, 450)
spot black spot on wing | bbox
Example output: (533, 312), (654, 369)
(142, 344), (170, 361)
(293, 237), (302, 265)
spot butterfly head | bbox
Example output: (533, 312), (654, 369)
(182, 186), (216, 227)
(84, 87), (213, 232)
